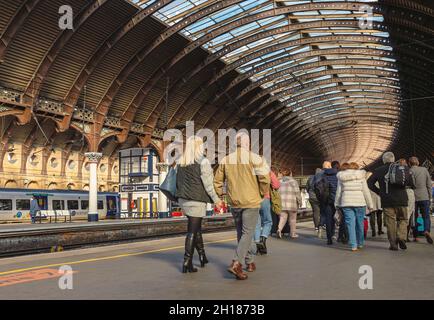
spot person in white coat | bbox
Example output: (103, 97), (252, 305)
(335, 163), (373, 251)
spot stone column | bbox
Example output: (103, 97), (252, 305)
(85, 152), (103, 222)
(156, 162), (169, 218)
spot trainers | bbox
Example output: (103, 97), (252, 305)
(318, 228), (322, 238)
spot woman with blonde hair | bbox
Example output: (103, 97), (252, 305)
(176, 136), (223, 273)
(335, 162), (373, 251)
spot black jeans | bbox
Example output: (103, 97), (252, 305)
(321, 204), (336, 241)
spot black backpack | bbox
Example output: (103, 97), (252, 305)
(384, 162), (413, 194)
(314, 175), (330, 204)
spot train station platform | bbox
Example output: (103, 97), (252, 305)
(0, 209), (313, 257)
(0, 219), (433, 300)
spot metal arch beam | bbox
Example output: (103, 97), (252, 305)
(122, 22), (381, 137)
(261, 104), (401, 148)
(195, 75), (401, 135)
(22, 0), (110, 106)
(275, 116), (398, 159)
(96, 0), (249, 140)
(258, 72), (430, 110)
(382, 0), (434, 17)
(206, 25), (430, 110)
(0, 0), (41, 62)
(244, 56), (425, 121)
(255, 78), (401, 114)
(282, 84), (401, 106)
(217, 68), (400, 130)
(169, 46), (396, 128)
(278, 92), (400, 111)
(164, 2), (381, 71)
(182, 20), (374, 84)
(274, 112), (400, 150)
(268, 102), (401, 139)
(0, 119), (16, 172)
(260, 103), (401, 147)
(255, 79), (430, 130)
(58, 0), (175, 132)
(217, 47), (394, 95)
(277, 115), (399, 152)
(128, 2), (383, 130)
(178, 17), (430, 126)
(234, 58), (397, 101)
(20, 118), (48, 174)
(207, 24), (431, 106)
(241, 70), (430, 132)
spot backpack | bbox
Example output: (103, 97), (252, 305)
(384, 162), (413, 194)
(314, 175), (330, 204)
(270, 188), (282, 214)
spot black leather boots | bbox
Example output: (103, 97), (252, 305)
(182, 233), (198, 273)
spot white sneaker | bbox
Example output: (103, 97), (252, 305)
(277, 230), (282, 239)
(318, 228), (322, 238)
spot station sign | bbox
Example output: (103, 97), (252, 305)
(120, 184), (159, 192)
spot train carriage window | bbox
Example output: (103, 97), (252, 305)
(0, 199), (12, 211)
(52, 200), (65, 210)
(67, 200), (79, 210)
(81, 200), (89, 210)
(16, 199), (30, 210)
(97, 200), (104, 210)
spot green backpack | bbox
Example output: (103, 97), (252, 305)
(270, 188), (282, 214)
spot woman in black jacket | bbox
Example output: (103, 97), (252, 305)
(176, 136), (223, 273)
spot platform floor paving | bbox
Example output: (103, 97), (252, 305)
(0, 221), (433, 300)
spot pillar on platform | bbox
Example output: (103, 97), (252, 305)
(85, 152), (103, 222)
(157, 162), (169, 218)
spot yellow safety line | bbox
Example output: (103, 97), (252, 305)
(0, 237), (237, 276)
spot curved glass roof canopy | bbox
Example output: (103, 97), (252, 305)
(132, 0), (402, 165)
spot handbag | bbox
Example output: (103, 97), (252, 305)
(159, 166), (178, 202)
(334, 208), (343, 225)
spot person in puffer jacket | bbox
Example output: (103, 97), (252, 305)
(335, 162), (373, 251)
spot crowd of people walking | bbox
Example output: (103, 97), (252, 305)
(164, 134), (433, 280)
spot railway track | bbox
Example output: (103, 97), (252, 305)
(0, 212), (312, 258)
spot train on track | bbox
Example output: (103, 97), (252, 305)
(0, 188), (119, 222)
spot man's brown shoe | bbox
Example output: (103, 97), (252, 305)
(246, 263), (256, 272)
(227, 261), (248, 280)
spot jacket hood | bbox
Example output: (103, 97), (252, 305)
(324, 168), (338, 176)
(337, 169), (367, 182)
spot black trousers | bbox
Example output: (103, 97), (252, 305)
(321, 204), (336, 241)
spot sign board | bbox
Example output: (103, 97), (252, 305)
(120, 184), (159, 193)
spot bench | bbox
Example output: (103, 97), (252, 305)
(37, 210), (72, 223)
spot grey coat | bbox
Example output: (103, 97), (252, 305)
(410, 166), (432, 201)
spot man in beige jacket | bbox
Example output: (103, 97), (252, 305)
(214, 132), (270, 280)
